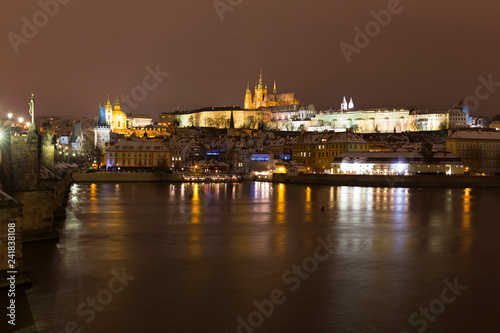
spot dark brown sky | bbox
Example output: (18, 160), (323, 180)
(1, 0), (499, 120)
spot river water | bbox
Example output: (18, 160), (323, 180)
(5, 182), (500, 332)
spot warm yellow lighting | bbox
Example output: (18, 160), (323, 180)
(277, 166), (286, 173)
(18, 117), (23, 123)
(7, 113), (12, 119)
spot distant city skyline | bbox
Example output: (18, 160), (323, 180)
(1, 0), (499, 119)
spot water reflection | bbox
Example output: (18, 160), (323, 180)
(460, 188), (474, 254)
(276, 183), (286, 224)
(191, 183), (200, 224)
(67, 183), (480, 259)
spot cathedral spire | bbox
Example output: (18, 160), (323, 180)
(258, 69), (264, 90)
(273, 80), (277, 95)
(244, 81), (253, 109)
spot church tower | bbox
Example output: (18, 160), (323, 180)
(254, 70), (267, 109)
(244, 81), (254, 109)
(95, 101), (111, 149)
(112, 97), (127, 131)
(105, 95), (113, 125)
(341, 97), (348, 111)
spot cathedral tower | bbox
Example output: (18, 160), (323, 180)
(254, 70), (267, 109)
(244, 81), (254, 109)
(105, 95), (113, 125)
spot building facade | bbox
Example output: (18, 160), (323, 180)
(446, 130), (500, 174)
(94, 104), (111, 149)
(331, 150), (465, 175)
(244, 70), (300, 109)
(160, 107), (267, 129)
(105, 139), (171, 171)
(309, 107), (468, 134)
(291, 132), (370, 172)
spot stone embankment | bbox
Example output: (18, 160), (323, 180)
(71, 172), (183, 182)
(273, 174), (500, 188)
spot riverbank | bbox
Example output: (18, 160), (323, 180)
(71, 172), (254, 183)
(72, 172), (500, 188)
(71, 172), (183, 182)
(274, 173), (500, 188)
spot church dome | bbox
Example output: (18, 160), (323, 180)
(111, 97), (127, 130)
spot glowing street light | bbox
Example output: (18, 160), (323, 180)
(26, 122), (31, 127)
(7, 113), (12, 119)
(18, 117), (23, 123)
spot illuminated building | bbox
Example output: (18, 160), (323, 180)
(340, 96), (355, 111)
(105, 139), (171, 171)
(244, 70), (300, 109)
(160, 107), (266, 129)
(291, 132), (370, 172)
(111, 97), (127, 133)
(446, 129), (500, 174)
(100, 96), (128, 133)
(307, 106), (468, 133)
(94, 103), (111, 149)
(331, 150), (465, 175)
(489, 122), (500, 131)
(130, 115), (153, 127)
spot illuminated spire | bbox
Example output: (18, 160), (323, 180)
(258, 69), (264, 89)
(341, 96), (348, 111)
(244, 81), (253, 109)
(114, 97), (121, 111)
(273, 80), (277, 95)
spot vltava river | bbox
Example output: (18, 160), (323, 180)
(8, 182), (500, 332)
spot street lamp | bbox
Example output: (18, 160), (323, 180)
(18, 117), (23, 124)
(26, 122), (31, 127)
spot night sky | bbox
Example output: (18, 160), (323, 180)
(1, 0), (499, 120)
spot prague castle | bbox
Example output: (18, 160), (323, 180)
(159, 71), (471, 133)
(244, 70), (300, 109)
